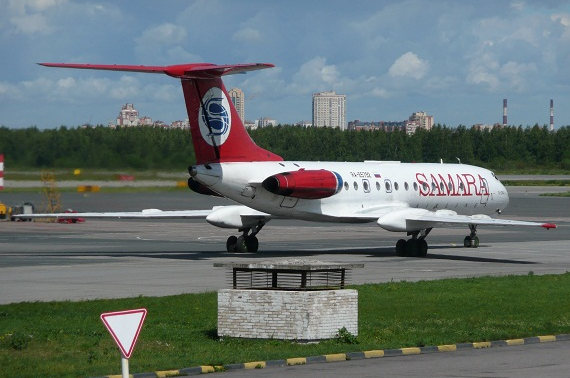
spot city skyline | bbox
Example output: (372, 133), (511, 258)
(1, 1), (570, 129)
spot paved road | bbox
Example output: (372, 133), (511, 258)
(226, 339), (570, 378)
(0, 187), (568, 304)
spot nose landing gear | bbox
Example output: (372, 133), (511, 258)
(464, 224), (479, 248)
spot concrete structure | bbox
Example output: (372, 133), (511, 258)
(472, 124), (497, 131)
(116, 103), (140, 126)
(218, 289), (358, 340)
(295, 120), (313, 127)
(216, 261), (361, 341)
(170, 120), (190, 129)
(312, 91), (346, 130)
(348, 120), (405, 132)
(228, 88), (245, 123)
(244, 120), (257, 129)
(257, 117), (277, 128)
(406, 111), (434, 134)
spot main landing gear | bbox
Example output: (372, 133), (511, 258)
(226, 223), (264, 253)
(395, 228), (432, 257)
(464, 224), (479, 248)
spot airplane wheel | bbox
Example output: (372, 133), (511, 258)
(463, 236), (471, 248)
(418, 239), (428, 257)
(226, 236), (237, 253)
(396, 239), (407, 256)
(245, 235), (259, 253)
(472, 236), (479, 248)
(235, 236), (248, 253)
(406, 239), (419, 257)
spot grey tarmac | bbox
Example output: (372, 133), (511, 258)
(225, 339), (570, 378)
(0, 186), (568, 304)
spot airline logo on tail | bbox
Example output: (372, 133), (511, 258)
(198, 87), (231, 146)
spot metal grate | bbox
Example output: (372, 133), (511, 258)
(227, 268), (352, 291)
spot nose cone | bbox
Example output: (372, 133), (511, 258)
(498, 180), (509, 211)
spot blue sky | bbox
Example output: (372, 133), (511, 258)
(1, 0), (570, 128)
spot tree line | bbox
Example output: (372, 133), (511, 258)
(1, 124), (569, 171)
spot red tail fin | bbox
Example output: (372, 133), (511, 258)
(39, 62), (283, 164)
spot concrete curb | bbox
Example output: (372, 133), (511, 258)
(94, 333), (569, 377)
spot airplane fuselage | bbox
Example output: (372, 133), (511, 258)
(193, 161), (509, 223)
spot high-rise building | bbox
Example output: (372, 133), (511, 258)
(406, 111), (434, 134)
(312, 91), (346, 130)
(116, 103), (140, 126)
(228, 88), (245, 123)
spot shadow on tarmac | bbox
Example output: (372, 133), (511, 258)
(25, 244), (537, 265)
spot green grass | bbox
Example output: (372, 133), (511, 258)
(503, 180), (570, 186)
(1, 186), (188, 194)
(540, 191), (570, 197)
(6, 169), (186, 181)
(1, 274), (570, 377)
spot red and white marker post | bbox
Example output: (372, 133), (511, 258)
(100, 308), (147, 378)
(0, 154), (4, 190)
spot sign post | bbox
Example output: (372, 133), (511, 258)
(100, 308), (147, 378)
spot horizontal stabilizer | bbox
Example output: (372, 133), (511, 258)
(38, 62), (274, 79)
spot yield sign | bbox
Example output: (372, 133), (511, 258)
(100, 308), (147, 359)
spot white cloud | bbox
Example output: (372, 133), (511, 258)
(10, 13), (50, 34)
(8, 0), (67, 13)
(466, 53), (500, 90)
(56, 77), (75, 90)
(466, 51), (536, 92)
(552, 13), (570, 27)
(388, 52), (429, 80)
(6, 0), (67, 34)
(137, 23), (187, 45)
(232, 27), (262, 43)
(134, 23), (200, 64)
(500, 61), (536, 91)
(288, 57), (341, 94)
(552, 13), (570, 39)
(510, 1), (525, 11)
(370, 87), (390, 98)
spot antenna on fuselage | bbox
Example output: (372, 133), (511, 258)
(456, 157), (461, 164)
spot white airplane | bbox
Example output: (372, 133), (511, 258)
(24, 62), (556, 256)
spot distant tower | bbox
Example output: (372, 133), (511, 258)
(228, 88), (245, 123)
(502, 98), (508, 126)
(312, 91), (346, 130)
(550, 99), (554, 131)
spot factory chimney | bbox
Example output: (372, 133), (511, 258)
(502, 98), (507, 126)
(550, 99), (554, 131)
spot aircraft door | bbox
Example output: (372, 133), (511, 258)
(480, 178), (489, 204)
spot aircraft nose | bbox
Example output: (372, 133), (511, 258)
(499, 181), (509, 210)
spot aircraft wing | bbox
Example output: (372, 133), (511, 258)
(337, 206), (556, 232)
(13, 205), (272, 230)
(403, 210), (557, 230)
(13, 209), (213, 219)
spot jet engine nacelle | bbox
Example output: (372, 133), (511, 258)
(188, 177), (222, 197)
(262, 169), (343, 199)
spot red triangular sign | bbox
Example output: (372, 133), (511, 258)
(101, 308), (147, 359)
